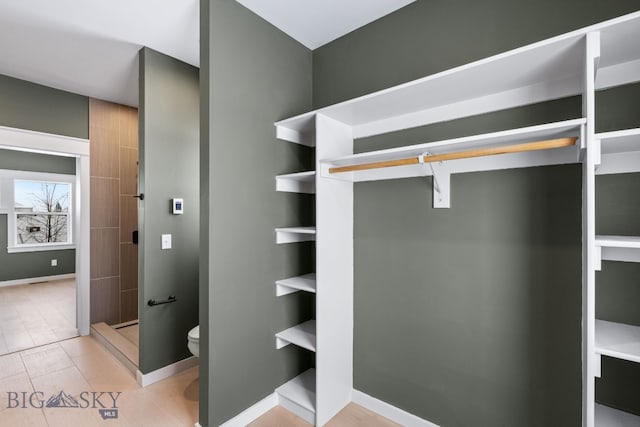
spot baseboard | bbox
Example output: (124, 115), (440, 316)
(0, 273), (75, 288)
(136, 356), (199, 387)
(352, 389), (439, 427)
(218, 393), (277, 427)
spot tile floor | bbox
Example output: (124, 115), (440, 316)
(249, 403), (401, 427)
(0, 279), (76, 355)
(0, 336), (198, 426)
(115, 324), (138, 347)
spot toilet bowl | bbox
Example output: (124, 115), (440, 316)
(187, 325), (199, 358)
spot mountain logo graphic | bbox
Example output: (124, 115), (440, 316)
(45, 391), (80, 408)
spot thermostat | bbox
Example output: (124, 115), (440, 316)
(172, 198), (184, 215)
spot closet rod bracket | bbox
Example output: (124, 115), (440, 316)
(420, 152), (450, 209)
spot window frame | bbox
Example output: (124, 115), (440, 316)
(0, 170), (76, 253)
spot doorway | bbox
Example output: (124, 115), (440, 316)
(0, 125), (91, 354)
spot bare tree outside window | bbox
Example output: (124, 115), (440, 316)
(15, 181), (71, 245)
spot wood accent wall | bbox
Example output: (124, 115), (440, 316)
(89, 99), (139, 325)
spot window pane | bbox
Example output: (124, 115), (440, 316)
(15, 181), (70, 213)
(16, 214), (69, 244)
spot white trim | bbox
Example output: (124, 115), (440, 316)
(136, 356), (199, 387)
(352, 390), (439, 427)
(218, 393), (277, 427)
(7, 244), (76, 253)
(0, 273), (76, 288)
(0, 125), (89, 157)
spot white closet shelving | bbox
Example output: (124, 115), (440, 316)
(271, 10), (640, 427)
(276, 171), (316, 194)
(276, 273), (317, 296)
(595, 404), (640, 427)
(276, 320), (317, 352)
(275, 226), (316, 244)
(275, 369), (316, 424)
(274, 116), (318, 422)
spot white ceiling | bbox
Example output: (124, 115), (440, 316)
(236, 0), (415, 49)
(0, 0), (413, 107)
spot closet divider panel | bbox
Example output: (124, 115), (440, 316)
(315, 114), (354, 426)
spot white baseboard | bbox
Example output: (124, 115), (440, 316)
(352, 389), (439, 427)
(136, 356), (199, 387)
(219, 393), (277, 427)
(0, 273), (75, 288)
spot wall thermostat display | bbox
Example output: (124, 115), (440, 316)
(172, 198), (184, 215)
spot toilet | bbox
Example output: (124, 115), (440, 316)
(187, 325), (199, 358)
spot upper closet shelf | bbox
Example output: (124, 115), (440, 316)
(596, 128), (640, 175)
(276, 171), (316, 194)
(597, 128), (640, 154)
(275, 227), (316, 244)
(276, 12), (640, 140)
(321, 119), (584, 182)
(595, 320), (640, 364)
(596, 235), (640, 263)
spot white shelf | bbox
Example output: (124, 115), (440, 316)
(275, 227), (316, 244)
(595, 320), (640, 364)
(276, 320), (316, 352)
(322, 119), (584, 182)
(596, 236), (640, 249)
(275, 369), (316, 422)
(276, 171), (316, 194)
(598, 128), (640, 154)
(276, 12), (640, 140)
(596, 404), (640, 426)
(596, 236), (640, 263)
(596, 128), (640, 175)
(276, 273), (316, 296)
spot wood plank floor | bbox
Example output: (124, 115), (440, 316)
(248, 403), (401, 427)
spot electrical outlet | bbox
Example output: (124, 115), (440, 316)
(51, 259), (57, 267)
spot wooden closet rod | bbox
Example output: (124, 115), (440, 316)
(329, 137), (578, 174)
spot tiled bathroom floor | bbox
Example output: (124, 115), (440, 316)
(0, 279), (77, 355)
(0, 336), (198, 426)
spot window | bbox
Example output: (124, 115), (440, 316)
(0, 170), (76, 253)
(14, 180), (72, 246)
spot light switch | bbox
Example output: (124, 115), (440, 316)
(161, 234), (172, 250)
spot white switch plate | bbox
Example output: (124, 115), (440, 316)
(161, 234), (172, 250)
(51, 259), (57, 267)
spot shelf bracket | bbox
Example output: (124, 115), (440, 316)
(420, 153), (450, 209)
(595, 353), (602, 378)
(594, 245), (602, 271)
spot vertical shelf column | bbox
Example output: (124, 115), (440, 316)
(315, 114), (354, 426)
(582, 31), (601, 427)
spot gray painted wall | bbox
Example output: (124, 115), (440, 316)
(138, 48), (200, 374)
(0, 75), (85, 282)
(0, 215), (75, 281)
(313, 1), (640, 425)
(0, 74), (88, 139)
(0, 149), (76, 175)
(200, 1), (314, 425)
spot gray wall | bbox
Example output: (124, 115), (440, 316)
(138, 48), (200, 373)
(313, 1), (640, 425)
(0, 74), (86, 282)
(0, 74), (88, 139)
(200, 1), (314, 425)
